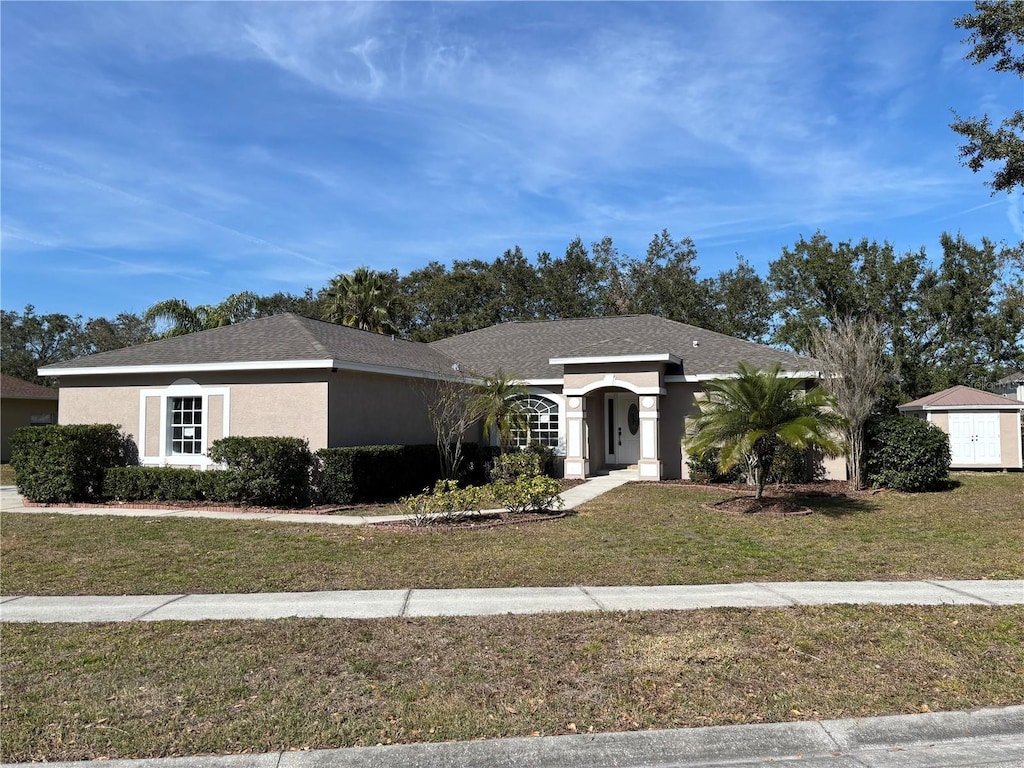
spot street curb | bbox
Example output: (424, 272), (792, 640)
(3, 705), (1021, 768)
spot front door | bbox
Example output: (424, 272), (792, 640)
(605, 393), (640, 465)
(949, 412), (1001, 465)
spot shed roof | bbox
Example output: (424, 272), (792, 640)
(899, 385), (1024, 410)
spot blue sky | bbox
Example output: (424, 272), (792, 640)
(2, 1), (1021, 321)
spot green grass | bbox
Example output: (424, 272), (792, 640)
(2, 605), (1021, 761)
(1, 473), (1021, 596)
(0, 463), (16, 486)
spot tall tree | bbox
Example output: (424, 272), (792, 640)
(685, 363), (844, 500)
(951, 1), (1024, 193)
(400, 260), (502, 341)
(704, 256), (772, 342)
(144, 292), (259, 338)
(83, 313), (154, 353)
(537, 237), (611, 319)
(490, 246), (544, 323)
(1, 306), (89, 384)
(625, 230), (711, 325)
(812, 316), (888, 491)
(321, 267), (400, 334)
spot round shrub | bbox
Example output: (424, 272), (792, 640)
(866, 416), (950, 492)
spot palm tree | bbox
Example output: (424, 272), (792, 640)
(144, 292), (259, 338)
(321, 267), (398, 334)
(472, 371), (527, 451)
(685, 362), (845, 499)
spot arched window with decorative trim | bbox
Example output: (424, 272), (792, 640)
(509, 395), (560, 449)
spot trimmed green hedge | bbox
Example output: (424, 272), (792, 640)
(866, 416), (951, 492)
(317, 443), (498, 505)
(9, 424), (129, 503)
(208, 436), (314, 508)
(104, 466), (233, 502)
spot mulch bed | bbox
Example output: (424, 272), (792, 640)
(634, 480), (885, 517)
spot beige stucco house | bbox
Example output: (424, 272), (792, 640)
(0, 374), (59, 463)
(993, 372), (1024, 403)
(898, 385), (1024, 471)
(39, 313), (847, 481)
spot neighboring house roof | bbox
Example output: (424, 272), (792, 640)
(995, 372), (1024, 385)
(430, 314), (815, 380)
(0, 374), (58, 400)
(899, 385), (1024, 410)
(38, 314), (459, 378)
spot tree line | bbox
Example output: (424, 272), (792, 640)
(3, 229), (1022, 408)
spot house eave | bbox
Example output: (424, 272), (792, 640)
(898, 403), (1024, 412)
(549, 353), (681, 366)
(664, 370), (820, 383)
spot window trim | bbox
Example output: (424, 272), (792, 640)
(138, 381), (230, 468)
(508, 391), (565, 455)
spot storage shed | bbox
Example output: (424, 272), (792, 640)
(898, 385), (1024, 470)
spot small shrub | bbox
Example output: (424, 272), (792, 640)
(686, 449), (743, 484)
(316, 444), (442, 505)
(489, 450), (544, 484)
(103, 466), (233, 502)
(10, 424), (130, 503)
(401, 480), (486, 526)
(495, 474), (564, 515)
(866, 416), (951, 492)
(208, 436), (314, 507)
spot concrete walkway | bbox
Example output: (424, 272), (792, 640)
(2, 705), (1021, 767)
(0, 470), (636, 525)
(3, 579), (1022, 623)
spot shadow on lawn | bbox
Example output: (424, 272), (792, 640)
(802, 495), (876, 517)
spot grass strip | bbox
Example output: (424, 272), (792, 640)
(2, 474), (1021, 595)
(2, 605), (1021, 761)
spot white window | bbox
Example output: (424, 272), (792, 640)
(509, 395), (560, 449)
(170, 396), (203, 455)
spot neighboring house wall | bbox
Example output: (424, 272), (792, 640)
(1, 399), (58, 462)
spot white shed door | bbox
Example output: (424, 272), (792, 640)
(949, 413), (1000, 465)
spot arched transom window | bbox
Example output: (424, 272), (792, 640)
(509, 395), (560, 449)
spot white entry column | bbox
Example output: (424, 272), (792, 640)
(564, 396), (589, 479)
(638, 395), (661, 479)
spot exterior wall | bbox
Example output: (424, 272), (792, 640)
(928, 409), (1023, 470)
(564, 368), (662, 395)
(660, 382), (698, 480)
(1, 398), (58, 463)
(230, 381), (328, 449)
(327, 371), (440, 447)
(58, 384), (142, 444)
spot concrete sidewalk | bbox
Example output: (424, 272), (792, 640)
(3, 705), (1021, 767)
(0, 470), (634, 524)
(3, 579), (1021, 623)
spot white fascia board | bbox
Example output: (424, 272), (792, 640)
(549, 353), (680, 366)
(38, 358), (477, 384)
(665, 370), (820, 383)
(522, 378), (564, 386)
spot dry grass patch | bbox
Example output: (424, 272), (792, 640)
(1, 473), (1021, 595)
(2, 605), (1021, 761)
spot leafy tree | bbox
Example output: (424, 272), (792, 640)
(685, 362), (844, 500)
(83, 313), (154, 353)
(143, 292), (259, 337)
(321, 267), (400, 334)
(255, 288), (323, 319)
(626, 230), (712, 324)
(704, 256), (772, 342)
(812, 316), (888, 490)
(399, 260), (502, 341)
(537, 237), (612, 319)
(1, 306), (90, 384)
(490, 246), (544, 323)
(951, 1), (1024, 193)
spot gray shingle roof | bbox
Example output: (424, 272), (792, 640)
(1, 374), (59, 400)
(430, 315), (814, 379)
(40, 314), (459, 375)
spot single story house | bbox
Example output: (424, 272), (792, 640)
(993, 372), (1024, 403)
(898, 385), (1024, 470)
(39, 313), (847, 481)
(1, 374), (59, 463)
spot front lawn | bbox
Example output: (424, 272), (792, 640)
(2, 473), (1020, 595)
(2, 605), (1021, 762)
